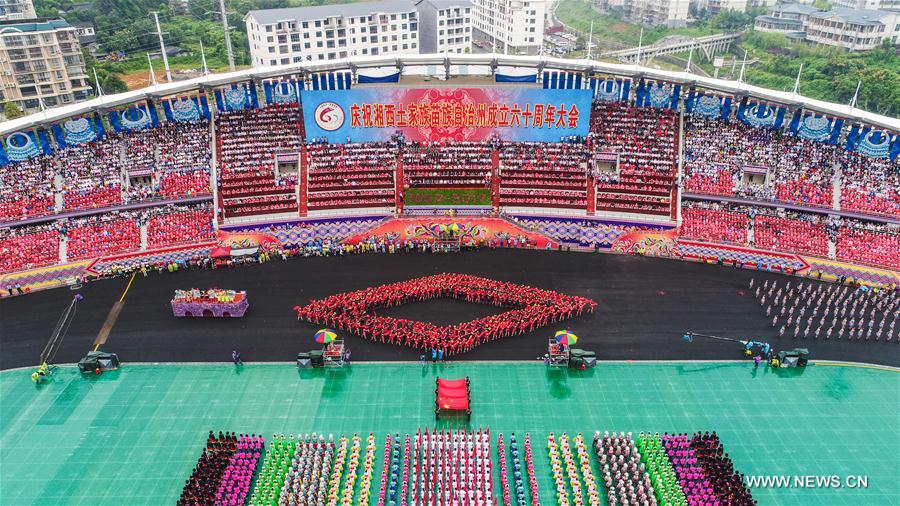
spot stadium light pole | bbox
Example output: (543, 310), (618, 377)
(151, 11), (173, 83)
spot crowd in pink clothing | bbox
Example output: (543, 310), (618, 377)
(215, 435), (263, 506)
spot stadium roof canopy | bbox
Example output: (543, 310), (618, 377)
(2, 53), (898, 135)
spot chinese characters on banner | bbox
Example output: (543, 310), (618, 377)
(348, 102), (581, 130)
(301, 87), (592, 143)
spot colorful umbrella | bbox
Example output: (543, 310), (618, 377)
(314, 329), (337, 344)
(554, 330), (578, 346)
(448, 223), (460, 233)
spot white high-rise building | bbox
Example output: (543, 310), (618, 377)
(245, 1), (420, 67)
(471, 0), (545, 54)
(415, 0), (474, 54)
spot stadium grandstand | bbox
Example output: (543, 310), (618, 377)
(1, 54), (897, 505)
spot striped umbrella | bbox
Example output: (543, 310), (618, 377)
(314, 329), (337, 344)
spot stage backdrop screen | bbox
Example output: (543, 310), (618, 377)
(301, 87), (591, 143)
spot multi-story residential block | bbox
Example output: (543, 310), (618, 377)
(245, 1), (420, 67)
(470, 0), (545, 53)
(0, 18), (91, 112)
(0, 0), (35, 22)
(415, 0), (473, 54)
(804, 8), (898, 50)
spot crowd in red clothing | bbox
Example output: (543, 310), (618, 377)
(0, 223), (59, 273)
(835, 220), (900, 270)
(499, 142), (587, 208)
(680, 204), (748, 245)
(0, 155), (57, 221)
(147, 207), (215, 248)
(840, 153), (899, 217)
(589, 101), (676, 216)
(306, 142), (396, 210)
(65, 213), (141, 260)
(753, 214), (829, 257)
(295, 273), (596, 356)
(216, 104), (302, 219)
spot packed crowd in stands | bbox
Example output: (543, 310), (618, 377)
(56, 137), (123, 211)
(0, 203), (213, 273)
(147, 205), (215, 248)
(295, 273), (596, 356)
(156, 122), (212, 198)
(682, 117), (873, 210)
(64, 212), (141, 260)
(499, 142), (588, 208)
(840, 152), (899, 217)
(589, 101), (676, 215)
(403, 142), (493, 188)
(0, 155), (57, 221)
(681, 200), (900, 270)
(0, 223), (60, 273)
(835, 219), (900, 269)
(753, 212), (829, 257)
(216, 104), (303, 218)
(680, 202), (749, 245)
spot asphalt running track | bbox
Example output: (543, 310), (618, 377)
(2, 249), (898, 369)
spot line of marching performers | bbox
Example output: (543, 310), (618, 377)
(751, 277), (898, 341)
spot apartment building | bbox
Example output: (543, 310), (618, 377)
(416, 0), (473, 54)
(805, 8), (899, 50)
(245, 1), (420, 67)
(0, 0), (36, 22)
(0, 18), (91, 112)
(830, 0), (900, 11)
(470, 0), (545, 53)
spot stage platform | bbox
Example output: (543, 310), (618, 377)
(0, 362), (896, 505)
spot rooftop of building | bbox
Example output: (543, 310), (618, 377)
(808, 6), (896, 24)
(246, 0), (418, 25)
(770, 3), (822, 15)
(415, 0), (474, 10)
(0, 17), (71, 33)
(754, 14), (805, 25)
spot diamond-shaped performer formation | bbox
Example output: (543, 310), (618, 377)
(294, 273), (597, 356)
